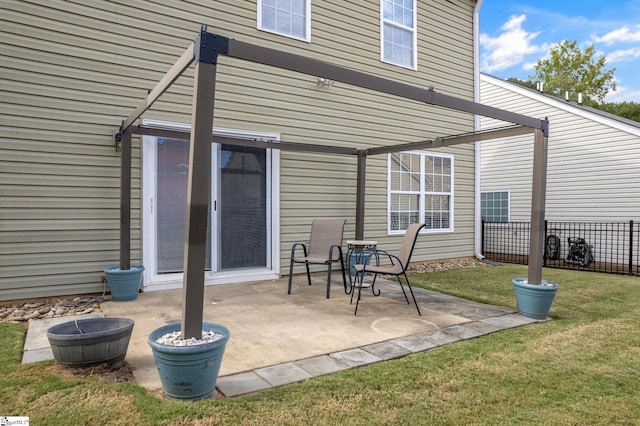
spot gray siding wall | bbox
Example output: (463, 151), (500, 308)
(1, 0), (478, 300)
(480, 74), (640, 222)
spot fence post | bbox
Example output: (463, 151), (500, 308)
(629, 220), (634, 276)
(543, 220), (548, 266)
(481, 220), (485, 256)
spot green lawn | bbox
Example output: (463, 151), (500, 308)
(2, 264), (640, 425)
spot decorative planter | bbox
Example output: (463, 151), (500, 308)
(104, 265), (145, 301)
(148, 322), (230, 401)
(512, 277), (559, 320)
(46, 318), (134, 368)
(347, 251), (373, 277)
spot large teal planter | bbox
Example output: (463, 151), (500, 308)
(104, 265), (144, 301)
(512, 277), (559, 320)
(148, 322), (230, 401)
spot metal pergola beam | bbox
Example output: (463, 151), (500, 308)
(121, 43), (195, 132)
(366, 125), (535, 156)
(119, 34), (548, 138)
(130, 125), (358, 156)
(226, 39), (547, 133)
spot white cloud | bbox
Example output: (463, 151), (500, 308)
(593, 26), (640, 45)
(607, 47), (640, 63)
(480, 15), (546, 73)
(605, 85), (640, 102)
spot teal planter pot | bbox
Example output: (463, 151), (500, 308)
(512, 277), (559, 320)
(148, 322), (230, 401)
(104, 265), (144, 301)
(347, 252), (373, 277)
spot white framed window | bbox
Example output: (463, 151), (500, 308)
(388, 151), (453, 233)
(481, 191), (510, 223)
(381, 0), (417, 69)
(258, 0), (311, 42)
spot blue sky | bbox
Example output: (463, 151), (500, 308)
(479, 0), (640, 102)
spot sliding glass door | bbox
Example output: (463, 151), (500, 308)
(143, 123), (279, 289)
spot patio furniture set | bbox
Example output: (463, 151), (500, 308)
(287, 219), (424, 316)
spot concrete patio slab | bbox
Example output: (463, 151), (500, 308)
(23, 274), (541, 398)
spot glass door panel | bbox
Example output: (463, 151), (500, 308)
(155, 138), (267, 273)
(219, 144), (268, 270)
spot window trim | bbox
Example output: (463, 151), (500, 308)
(257, 0), (311, 42)
(387, 151), (454, 234)
(380, 0), (418, 70)
(480, 190), (511, 223)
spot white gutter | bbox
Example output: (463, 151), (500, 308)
(473, 0), (485, 260)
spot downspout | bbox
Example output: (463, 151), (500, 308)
(473, 0), (485, 260)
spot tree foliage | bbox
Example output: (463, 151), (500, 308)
(594, 102), (640, 122)
(506, 77), (537, 90)
(530, 40), (616, 104)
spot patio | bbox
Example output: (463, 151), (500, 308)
(91, 274), (530, 397)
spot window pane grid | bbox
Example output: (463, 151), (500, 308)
(260, 0), (307, 39)
(382, 0), (415, 68)
(481, 191), (509, 223)
(389, 152), (453, 232)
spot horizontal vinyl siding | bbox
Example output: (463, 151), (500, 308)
(1, 0), (477, 299)
(211, 0), (477, 268)
(480, 75), (640, 222)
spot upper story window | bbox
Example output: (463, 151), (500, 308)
(481, 191), (510, 223)
(381, 0), (417, 70)
(388, 152), (453, 233)
(258, 0), (311, 42)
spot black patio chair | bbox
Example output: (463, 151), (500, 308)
(287, 218), (348, 298)
(351, 223), (425, 315)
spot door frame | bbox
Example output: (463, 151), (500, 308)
(141, 119), (281, 291)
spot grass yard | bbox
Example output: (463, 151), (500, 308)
(2, 264), (640, 425)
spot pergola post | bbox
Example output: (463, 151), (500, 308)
(181, 32), (220, 339)
(119, 129), (132, 270)
(355, 150), (367, 240)
(527, 126), (549, 285)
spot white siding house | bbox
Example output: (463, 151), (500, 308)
(480, 73), (640, 268)
(480, 73), (640, 222)
(1, 0), (487, 300)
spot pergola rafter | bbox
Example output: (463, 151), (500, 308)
(118, 27), (549, 338)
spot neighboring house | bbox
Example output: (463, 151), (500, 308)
(479, 73), (640, 263)
(1, 0), (486, 300)
(480, 73), (640, 222)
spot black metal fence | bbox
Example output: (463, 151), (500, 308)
(482, 220), (640, 276)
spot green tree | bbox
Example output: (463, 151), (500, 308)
(506, 77), (537, 90)
(530, 40), (616, 104)
(595, 101), (640, 122)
